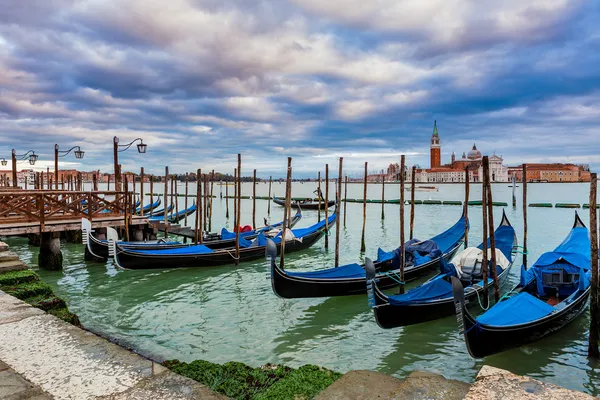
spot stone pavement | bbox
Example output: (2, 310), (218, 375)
(0, 290), (225, 400)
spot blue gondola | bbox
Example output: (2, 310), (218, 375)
(366, 210), (517, 328)
(453, 212), (591, 358)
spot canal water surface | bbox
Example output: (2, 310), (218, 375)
(5, 182), (599, 395)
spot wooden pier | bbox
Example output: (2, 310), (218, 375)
(0, 190), (148, 269)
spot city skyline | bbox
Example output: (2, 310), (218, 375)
(1, 1), (600, 177)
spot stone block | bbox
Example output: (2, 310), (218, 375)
(315, 370), (403, 400)
(0, 241), (9, 252)
(0, 260), (28, 273)
(0, 291), (46, 325)
(465, 366), (594, 400)
(0, 251), (20, 263)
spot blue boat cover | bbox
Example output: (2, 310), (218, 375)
(520, 226), (590, 297)
(286, 213), (337, 238)
(126, 244), (215, 255)
(376, 215), (466, 266)
(476, 292), (555, 326)
(220, 228), (256, 240)
(477, 225), (515, 262)
(286, 263), (365, 279)
(388, 275), (452, 305)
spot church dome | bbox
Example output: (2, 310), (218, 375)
(467, 144), (482, 160)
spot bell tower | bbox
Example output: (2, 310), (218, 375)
(430, 120), (441, 168)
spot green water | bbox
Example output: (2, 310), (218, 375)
(5, 182), (599, 395)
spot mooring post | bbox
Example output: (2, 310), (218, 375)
(252, 169), (257, 229)
(335, 157), (343, 267)
(171, 175), (176, 221)
(317, 171), (322, 221)
(124, 178), (130, 242)
(107, 172), (110, 191)
(325, 164), (329, 249)
(588, 172), (599, 358)
(203, 175), (208, 229)
(149, 176), (154, 216)
(360, 162), (367, 253)
(164, 167), (169, 238)
(267, 175), (272, 217)
(195, 169), (202, 244)
(132, 173), (136, 205)
(522, 164), (528, 268)
(481, 159), (489, 309)
(140, 168), (144, 216)
(93, 173), (98, 193)
(175, 174), (180, 223)
(381, 169), (385, 220)
(184, 173), (189, 227)
(39, 232), (63, 270)
(464, 166), (470, 248)
(343, 175), (348, 228)
(281, 157), (292, 269)
(484, 157), (500, 301)
(511, 174), (517, 208)
(235, 154), (241, 265)
(399, 155), (406, 294)
(410, 166), (416, 240)
(233, 169), (237, 230)
(226, 173), (230, 219)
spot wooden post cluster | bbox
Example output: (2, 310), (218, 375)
(343, 176), (348, 228)
(164, 167), (169, 238)
(481, 158), (489, 309)
(484, 157), (500, 302)
(252, 169), (257, 229)
(318, 171), (322, 221)
(267, 176), (272, 216)
(381, 170), (385, 220)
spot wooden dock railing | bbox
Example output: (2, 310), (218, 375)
(0, 190), (132, 231)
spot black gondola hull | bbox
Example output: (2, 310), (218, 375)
(273, 197), (335, 210)
(371, 263), (513, 328)
(460, 288), (590, 358)
(271, 242), (462, 299)
(114, 223), (330, 269)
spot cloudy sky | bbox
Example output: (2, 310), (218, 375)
(1, 0), (599, 177)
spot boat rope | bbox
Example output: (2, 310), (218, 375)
(381, 271), (405, 285)
(226, 249), (240, 260)
(470, 284), (489, 311)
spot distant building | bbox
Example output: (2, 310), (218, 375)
(508, 164), (591, 182)
(386, 122), (509, 183)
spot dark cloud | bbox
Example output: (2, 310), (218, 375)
(0, 0), (599, 176)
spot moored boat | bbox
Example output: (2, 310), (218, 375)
(110, 212), (335, 269)
(453, 212), (591, 358)
(366, 210), (517, 328)
(273, 197), (335, 210)
(269, 213), (467, 298)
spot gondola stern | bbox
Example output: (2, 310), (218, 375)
(451, 276), (482, 358)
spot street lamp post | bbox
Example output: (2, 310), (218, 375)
(55, 145), (85, 189)
(11, 150), (38, 188)
(113, 136), (147, 191)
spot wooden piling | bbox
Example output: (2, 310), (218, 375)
(588, 172), (599, 358)
(209, 170), (214, 232)
(410, 166), (416, 240)
(399, 155), (406, 294)
(481, 161), (489, 309)
(522, 164), (528, 268)
(253, 169), (257, 229)
(511, 175), (517, 207)
(150, 176), (154, 216)
(198, 169), (203, 243)
(233, 169), (237, 229)
(464, 166), (470, 248)
(267, 176), (272, 216)
(107, 172), (110, 191)
(174, 174), (179, 221)
(381, 170), (385, 220)
(184, 173), (189, 226)
(140, 168), (144, 216)
(93, 173), (98, 193)
(195, 169), (201, 243)
(360, 162), (367, 253)
(132, 173), (136, 203)
(204, 174), (209, 230)
(281, 157), (292, 269)
(235, 154), (241, 265)
(325, 164), (329, 249)
(164, 167), (169, 238)
(343, 175), (348, 228)
(484, 157), (500, 301)
(318, 171), (322, 221)
(124, 178), (130, 241)
(335, 158), (343, 267)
